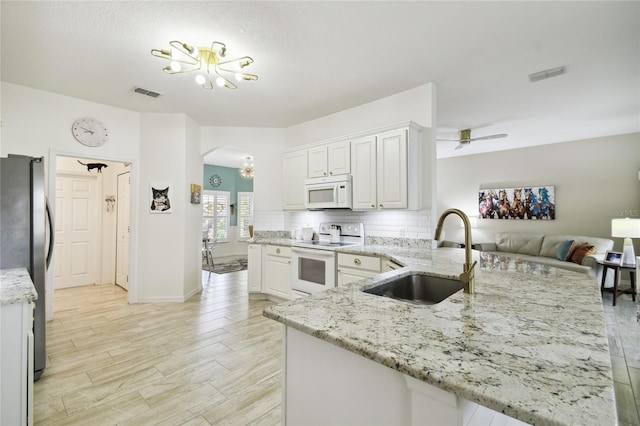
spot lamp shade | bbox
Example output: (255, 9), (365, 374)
(611, 218), (640, 238)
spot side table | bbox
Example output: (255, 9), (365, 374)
(600, 261), (637, 306)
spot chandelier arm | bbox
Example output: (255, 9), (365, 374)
(217, 56), (254, 67)
(214, 69), (238, 89)
(169, 40), (200, 62)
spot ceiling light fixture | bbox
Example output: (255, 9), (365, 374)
(528, 66), (567, 83)
(239, 157), (254, 179)
(151, 41), (258, 90)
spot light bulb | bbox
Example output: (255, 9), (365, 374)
(195, 74), (206, 85)
(215, 77), (226, 87)
(170, 61), (181, 72)
(235, 73), (244, 82)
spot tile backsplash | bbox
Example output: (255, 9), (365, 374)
(253, 208), (433, 240)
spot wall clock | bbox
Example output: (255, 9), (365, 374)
(209, 174), (222, 187)
(72, 117), (109, 147)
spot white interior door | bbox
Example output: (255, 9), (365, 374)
(115, 172), (130, 290)
(54, 174), (99, 289)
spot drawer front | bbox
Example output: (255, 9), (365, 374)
(265, 245), (291, 257)
(338, 253), (380, 272)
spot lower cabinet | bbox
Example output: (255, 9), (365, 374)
(337, 253), (381, 286)
(263, 245), (292, 299)
(247, 244), (262, 293)
(0, 299), (34, 426)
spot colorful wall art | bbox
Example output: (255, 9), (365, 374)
(478, 186), (555, 220)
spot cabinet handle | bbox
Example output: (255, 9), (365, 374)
(354, 258), (361, 265)
(276, 248), (281, 254)
(323, 171), (327, 176)
(379, 204), (384, 208)
(371, 204), (375, 208)
(329, 171), (333, 175)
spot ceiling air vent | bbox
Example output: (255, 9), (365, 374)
(133, 87), (163, 98)
(528, 66), (567, 83)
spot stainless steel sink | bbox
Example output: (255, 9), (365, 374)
(362, 274), (464, 305)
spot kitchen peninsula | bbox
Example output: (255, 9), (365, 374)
(263, 246), (617, 425)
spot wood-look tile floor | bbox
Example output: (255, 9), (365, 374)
(35, 271), (282, 425)
(35, 271), (640, 425)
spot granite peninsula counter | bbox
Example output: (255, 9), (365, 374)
(263, 245), (617, 425)
(1, 268), (37, 305)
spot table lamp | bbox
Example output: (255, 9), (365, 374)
(611, 218), (640, 265)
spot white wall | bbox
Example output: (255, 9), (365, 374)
(1, 82), (141, 315)
(285, 84), (436, 147)
(182, 115), (202, 299)
(437, 133), (640, 252)
(137, 113), (193, 302)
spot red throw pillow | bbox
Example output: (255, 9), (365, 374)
(569, 243), (596, 264)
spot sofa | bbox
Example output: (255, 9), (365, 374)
(473, 232), (614, 282)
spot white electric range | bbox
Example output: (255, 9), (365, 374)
(291, 222), (365, 297)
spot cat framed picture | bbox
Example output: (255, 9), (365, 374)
(190, 183), (201, 204)
(149, 182), (172, 214)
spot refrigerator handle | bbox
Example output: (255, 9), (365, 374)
(45, 198), (54, 269)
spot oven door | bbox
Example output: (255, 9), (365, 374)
(291, 247), (336, 295)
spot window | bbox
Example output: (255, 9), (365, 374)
(237, 192), (254, 240)
(202, 190), (229, 242)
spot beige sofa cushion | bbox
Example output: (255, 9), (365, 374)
(539, 234), (614, 259)
(494, 232), (544, 256)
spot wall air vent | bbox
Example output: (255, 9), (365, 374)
(133, 87), (163, 98)
(528, 66), (567, 83)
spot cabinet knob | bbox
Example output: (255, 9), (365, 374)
(371, 204), (375, 208)
(288, 260), (291, 265)
(329, 171), (333, 175)
(354, 258), (361, 265)
(379, 204), (384, 208)
(276, 248), (281, 254)
(324, 171), (327, 176)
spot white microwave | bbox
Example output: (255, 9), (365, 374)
(304, 175), (352, 209)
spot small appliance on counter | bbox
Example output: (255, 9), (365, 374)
(301, 226), (314, 241)
(329, 225), (341, 243)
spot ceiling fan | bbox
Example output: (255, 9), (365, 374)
(437, 129), (508, 150)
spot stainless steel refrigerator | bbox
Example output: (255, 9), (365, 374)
(1, 154), (54, 380)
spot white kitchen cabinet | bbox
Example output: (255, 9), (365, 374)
(282, 149), (308, 210)
(351, 129), (408, 210)
(1, 299), (34, 426)
(377, 129), (408, 209)
(263, 245), (292, 299)
(308, 140), (351, 178)
(351, 124), (431, 211)
(337, 253), (381, 286)
(247, 244), (263, 293)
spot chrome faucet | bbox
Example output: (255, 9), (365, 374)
(434, 208), (477, 294)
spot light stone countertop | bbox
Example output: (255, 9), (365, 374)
(263, 244), (616, 426)
(1, 268), (38, 305)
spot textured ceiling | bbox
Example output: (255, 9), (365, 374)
(1, 1), (638, 161)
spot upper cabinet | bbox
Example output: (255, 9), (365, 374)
(283, 122), (433, 212)
(282, 149), (308, 210)
(352, 125), (428, 211)
(308, 140), (351, 178)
